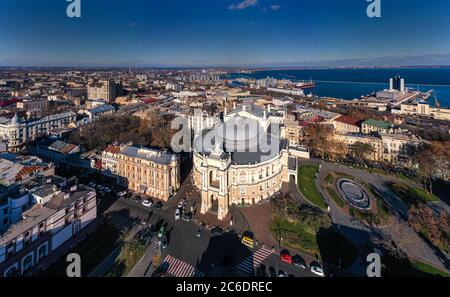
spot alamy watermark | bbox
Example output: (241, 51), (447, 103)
(65, 1), (379, 19)
(66, 0), (81, 18)
(66, 253), (81, 277)
(366, 252), (382, 277)
(367, 0), (381, 18)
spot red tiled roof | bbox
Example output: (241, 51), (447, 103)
(16, 166), (41, 181)
(334, 115), (360, 127)
(60, 143), (77, 154)
(104, 145), (121, 154)
(142, 98), (159, 104)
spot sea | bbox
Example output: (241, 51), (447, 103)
(228, 68), (450, 108)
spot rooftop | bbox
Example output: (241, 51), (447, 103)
(362, 119), (392, 130)
(334, 115), (361, 127)
(119, 145), (176, 165)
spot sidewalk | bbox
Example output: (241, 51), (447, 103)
(127, 237), (159, 277)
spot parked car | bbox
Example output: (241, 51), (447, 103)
(175, 209), (181, 221)
(157, 226), (166, 238)
(142, 200), (153, 207)
(310, 264), (325, 277)
(160, 236), (168, 249)
(280, 250), (292, 265)
(292, 255), (307, 269)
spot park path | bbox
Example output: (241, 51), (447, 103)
(309, 159), (449, 272)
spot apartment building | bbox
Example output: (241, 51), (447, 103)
(101, 145), (121, 175)
(87, 80), (119, 103)
(0, 177), (97, 277)
(82, 104), (115, 120)
(282, 120), (305, 146)
(334, 133), (383, 162)
(329, 115), (361, 134)
(362, 119), (394, 134)
(0, 112), (76, 152)
(115, 146), (180, 201)
(381, 133), (423, 164)
(16, 99), (49, 119)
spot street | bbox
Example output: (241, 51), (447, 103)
(103, 192), (319, 278)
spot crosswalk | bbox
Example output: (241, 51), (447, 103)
(159, 255), (205, 277)
(236, 247), (274, 275)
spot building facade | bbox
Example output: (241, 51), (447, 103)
(116, 146), (180, 201)
(0, 178), (97, 277)
(362, 119), (394, 134)
(193, 104), (295, 220)
(329, 115), (361, 134)
(0, 112), (76, 152)
(87, 80), (118, 103)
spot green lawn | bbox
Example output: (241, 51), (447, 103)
(413, 260), (450, 277)
(324, 174), (334, 185)
(271, 217), (319, 256)
(389, 183), (439, 206)
(41, 223), (121, 277)
(298, 165), (327, 210)
(105, 239), (146, 277)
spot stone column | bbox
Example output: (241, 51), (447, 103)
(217, 195), (229, 221)
(200, 190), (210, 215)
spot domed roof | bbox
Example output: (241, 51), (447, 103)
(217, 115), (264, 143)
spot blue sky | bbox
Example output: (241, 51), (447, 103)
(0, 0), (450, 67)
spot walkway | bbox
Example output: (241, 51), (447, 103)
(313, 159), (449, 272)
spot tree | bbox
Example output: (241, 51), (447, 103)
(429, 141), (450, 180)
(416, 148), (435, 195)
(349, 141), (374, 161)
(416, 141), (450, 195)
(306, 124), (337, 160)
(408, 205), (441, 245)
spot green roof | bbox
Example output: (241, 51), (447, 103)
(362, 119), (392, 130)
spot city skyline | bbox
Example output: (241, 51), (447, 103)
(1, 0), (450, 67)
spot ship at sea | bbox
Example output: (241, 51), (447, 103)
(295, 80), (316, 90)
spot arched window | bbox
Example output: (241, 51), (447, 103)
(22, 254), (33, 273)
(239, 172), (246, 183)
(5, 265), (18, 278)
(38, 244), (48, 261)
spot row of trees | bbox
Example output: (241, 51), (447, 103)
(305, 123), (449, 195)
(416, 141), (450, 195)
(305, 124), (374, 161)
(408, 205), (449, 252)
(70, 112), (176, 151)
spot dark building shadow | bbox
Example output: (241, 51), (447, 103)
(194, 230), (252, 277)
(316, 225), (361, 275)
